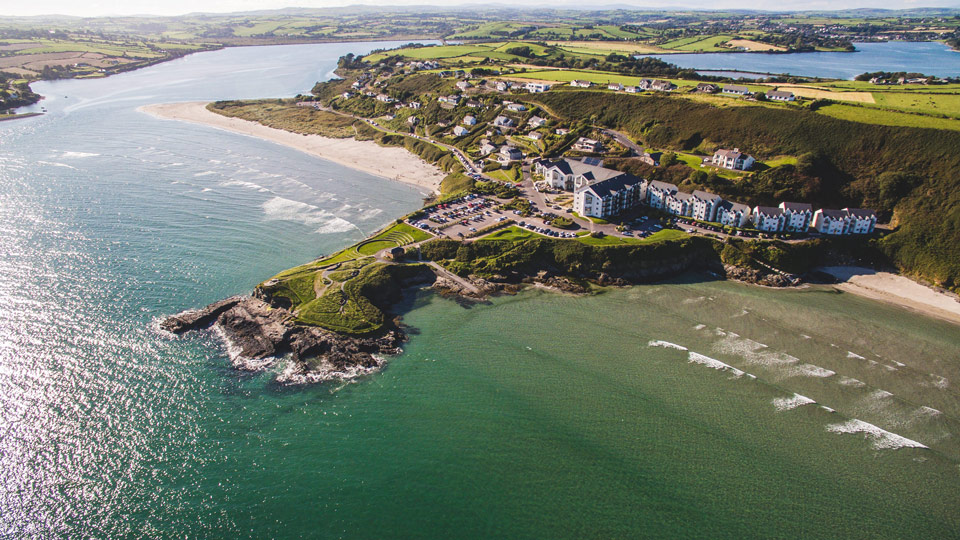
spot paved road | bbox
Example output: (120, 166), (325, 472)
(602, 129), (642, 156)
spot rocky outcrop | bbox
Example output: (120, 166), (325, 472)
(722, 264), (803, 287)
(162, 295), (406, 382)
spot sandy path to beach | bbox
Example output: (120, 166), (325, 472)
(820, 266), (960, 325)
(139, 102), (444, 194)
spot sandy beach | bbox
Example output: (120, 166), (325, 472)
(819, 266), (960, 325)
(138, 102), (445, 194)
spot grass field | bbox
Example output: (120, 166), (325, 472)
(871, 92), (960, 119)
(575, 229), (688, 246)
(727, 39), (785, 52)
(478, 226), (537, 241)
(760, 84), (876, 103)
(542, 40), (668, 55)
(815, 103), (960, 131)
(664, 35), (735, 52)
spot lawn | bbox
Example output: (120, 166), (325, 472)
(575, 229), (688, 246)
(871, 92), (960, 119)
(673, 152), (745, 180)
(815, 103), (960, 131)
(668, 35), (735, 52)
(486, 168), (522, 183)
(478, 226), (537, 241)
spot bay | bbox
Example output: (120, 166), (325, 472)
(1, 41), (958, 538)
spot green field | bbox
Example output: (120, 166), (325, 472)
(575, 229), (689, 246)
(871, 92), (960, 119)
(662, 35), (734, 52)
(815, 103), (960, 131)
(479, 226), (537, 241)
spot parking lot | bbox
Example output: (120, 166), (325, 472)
(409, 195), (509, 239)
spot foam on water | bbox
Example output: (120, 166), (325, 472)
(648, 340), (688, 351)
(791, 364), (835, 378)
(827, 419), (928, 450)
(688, 352), (745, 377)
(847, 351), (866, 360)
(261, 196), (358, 235)
(61, 151), (100, 158)
(838, 376), (866, 387)
(772, 393), (816, 412)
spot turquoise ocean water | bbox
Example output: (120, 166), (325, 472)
(1, 42), (959, 538)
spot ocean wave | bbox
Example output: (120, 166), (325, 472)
(37, 161), (76, 170)
(838, 376), (866, 387)
(61, 151), (100, 158)
(194, 171), (217, 177)
(688, 351), (744, 377)
(276, 354), (387, 385)
(647, 340), (688, 351)
(791, 364), (835, 378)
(847, 351), (866, 360)
(827, 419), (928, 450)
(772, 393), (816, 412)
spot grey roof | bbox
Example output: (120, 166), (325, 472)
(844, 208), (876, 218)
(754, 206), (784, 216)
(670, 191), (694, 201)
(714, 148), (744, 159)
(718, 200), (750, 213)
(649, 180), (679, 193)
(780, 202), (812, 211)
(582, 173), (642, 198)
(819, 209), (848, 219)
(692, 190), (722, 203)
(724, 85), (751, 93)
(538, 158), (621, 182)
(767, 90), (795, 98)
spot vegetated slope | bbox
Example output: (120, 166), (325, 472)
(530, 91), (960, 290)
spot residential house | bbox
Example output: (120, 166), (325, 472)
(409, 101), (421, 109)
(376, 94), (394, 103)
(535, 157), (623, 191)
(465, 99), (481, 108)
(691, 190), (723, 222)
(608, 83), (624, 91)
(555, 128), (570, 135)
(438, 95), (460, 105)
(711, 148), (755, 171)
(493, 115), (514, 128)
(573, 137), (604, 153)
(407, 116), (419, 125)
(506, 103), (527, 112)
(528, 116), (546, 128)
(574, 173), (645, 219)
(716, 201), (751, 228)
(646, 180), (679, 210)
(462, 115), (477, 126)
(528, 132), (543, 140)
(455, 81), (473, 91)
(639, 152), (660, 166)
(722, 85), (751, 96)
(665, 191), (695, 217)
(811, 209), (849, 235)
(766, 90), (795, 101)
(340, 92), (354, 99)
(651, 80), (677, 92)
(696, 83), (719, 93)
(779, 202), (813, 232)
(843, 208), (877, 234)
(498, 146), (523, 164)
(624, 86), (640, 93)
(752, 206), (786, 232)
(453, 125), (470, 137)
(638, 79), (653, 90)
(479, 141), (498, 156)
(570, 80), (593, 88)
(525, 82), (551, 93)
(495, 81), (511, 92)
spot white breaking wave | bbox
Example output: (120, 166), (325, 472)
(194, 170), (217, 177)
(222, 179), (271, 193)
(772, 393), (816, 412)
(693, 324), (707, 330)
(791, 364), (835, 378)
(276, 354), (387, 385)
(688, 352), (745, 377)
(316, 217), (357, 235)
(261, 197), (359, 235)
(37, 161), (76, 169)
(847, 351), (866, 360)
(827, 419), (928, 450)
(61, 151), (100, 158)
(648, 340), (688, 351)
(838, 376), (866, 387)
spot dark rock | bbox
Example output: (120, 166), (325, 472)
(161, 296), (243, 334)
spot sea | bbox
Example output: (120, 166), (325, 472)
(1, 41), (959, 538)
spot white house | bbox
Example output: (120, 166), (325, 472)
(409, 101), (421, 109)
(462, 115), (477, 126)
(691, 190), (723, 222)
(495, 81), (511, 92)
(535, 158), (622, 191)
(844, 208), (877, 234)
(506, 103), (527, 112)
(722, 85), (751, 96)
(499, 146), (523, 163)
(608, 83), (624, 91)
(665, 191), (695, 217)
(525, 82), (551, 93)
(574, 174), (644, 219)
(646, 180), (679, 210)
(573, 137), (603, 153)
(479, 141), (498, 155)
(638, 79), (653, 90)
(766, 90), (795, 101)
(407, 116), (419, 125)
(712, 148), (755, 171)
(651, 80), (677, 92)
(752, 206), (786, 232)
(528, 132), (543, 140)
(716, 201), (751, 228)
(528, 116), (546, 128)
(453, 125), (470, 137)
(438, 95), (460, 105)
(779, 202), (813, 232)
(455, 81), (473, 91)
(811, 209), (849, 235)
(624, 86), (640, 93)
(570, 80), (593, 88)
(376, 94), (394, 103)
(493, 116), (514, 128)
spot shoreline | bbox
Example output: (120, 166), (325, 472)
(818, 266), (960, 326)
(138, 101), (444, 194)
